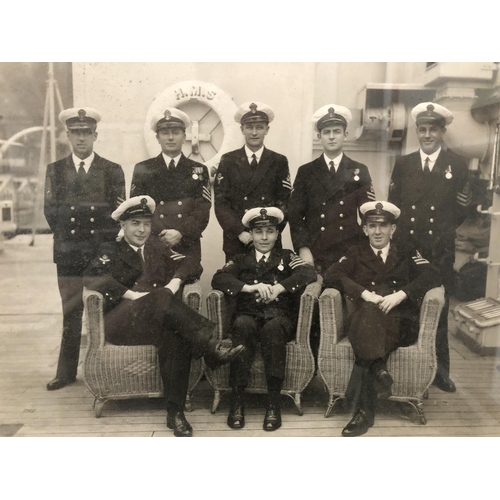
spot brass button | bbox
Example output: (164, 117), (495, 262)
(244, 197), (248, 201)
(91, 206), (95, 210)
(321, 227), (325, 231)
(244, 209), (248, 213)
(410, 230), (414, 234)
(160, 214), (164, 218)
(254, 280), (258, 284)
(429, 230), (433, 235)
(178, 201), (182, 206)
(90, 218), (94, 222)
(412, 205), (416, 210)
(430, 218), (434, 223)
(153, 283), (157, 288)
(70, 218), (75, 222)
(339, 213), (344, 218)
(340, 201), (344, 205)
(320, 214), (325, 218)
(160, 201), (165, 205)
(323, 202), (326, 206)
(431, 206), (435, 210)
(410, 217), (415, 222)
(339, 226), (343, 230)
(71, 230), (75, 234)
(178, 214), (182, 218)
(261, 196), (265, 200)
(371, 282), (376, 286)
(71, 206), (75, 210)
(90, 230), (94, 234)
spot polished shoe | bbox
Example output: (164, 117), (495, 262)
(227, 402), (245, 429)
(373, 369), (393, 399)
(341, 408), (375, 437)
(204, 342), (245, 370)
(263, 404), (282, 431)
(167, 413), (193, 433)
(46, 376), (76, 391)
(432, 374), (456, 393)
(167, 411), (193, 437)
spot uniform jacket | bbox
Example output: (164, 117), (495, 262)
(214, 146), (291, 257)
(44, 153), (125, 268)
(212, 247), (316, 319)
(83, 238), (202, 315)
(388, 148), (471, 263)
(288, 153), (375, 268)
(130, 153), (211, 259)
(323, 241), (441, 321)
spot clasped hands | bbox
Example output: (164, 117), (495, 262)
(242, 282), (285, 304)
(159, 229), (182, 247)
(361, 289), (407, 314)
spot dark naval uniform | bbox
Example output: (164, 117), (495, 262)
(44, 153), (125, 382)
(83, 238), (215, 408)
(214, 146), (291, 259)
(289, 154), (375, 272)
(388, 147), (471, 376)
(130, 152), (211, 264)
(324, 241), (441, 362)
(212, 248), (316, 387)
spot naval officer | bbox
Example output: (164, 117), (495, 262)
(131, 108), (211, 265)
(214, 101), (291, 260)
(288, 104), (376, 274)
(44, 107), (125, 391)
(388, 102), (471, 392)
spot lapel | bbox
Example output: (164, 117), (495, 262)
(87, 152), (102, 174)
(118, 239), (143, 273)
(373, 242), (400, 281)
(234, 147), (255, 194)
(246, 147), (273, 195)
(155, 153), (171, 176)
(174, 153), (191, 179)
(310, 154), (353, 203)
(360, 242), (385, 276)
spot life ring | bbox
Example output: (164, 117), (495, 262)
(144, 80), (242, 177)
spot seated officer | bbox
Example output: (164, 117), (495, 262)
(323, 201), (441, 437)
(212, 207), (316, 431)
(83, 196), (243, 437)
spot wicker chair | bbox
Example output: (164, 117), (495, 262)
(204, 277), (323, 415)
(318, 286), (445, 424)
(83, 283), (204, 417)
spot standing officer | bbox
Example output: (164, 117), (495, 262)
(388, 102), (471, 392)
(44, 107), (125, 390)
(288, 104), (376, 273)
(131, 108), (211, 264)
(214, 101), (291, 261)
(84, 196), (243, 437)
(212, 207), (316, 431)
(323, 201), (441, 436)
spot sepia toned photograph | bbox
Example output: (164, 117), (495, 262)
(1, 60), (499, 443)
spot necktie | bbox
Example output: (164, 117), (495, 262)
(250, 154), (258, 173)
(377, 250), (384, 263)
(258, 254), (267, 268)
(423, 157), (431, 175)
(137, 247), (144, 267)
(329, 161), (336, 179)
(169, 159), (176, 170)
(78, 161), (86, 178)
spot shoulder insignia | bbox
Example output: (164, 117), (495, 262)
(194, 166), (204, 175)
(367, 183), (376, 201)
(282, 173), (292, 190)
(289, 255), (307, 269)
(99, 254), (110, 264)
(170, 251), (186, 261)
(202, 182), (212, 203)
(216, 172), (224, 185)
(457, 180), (472, 207)
(339, 255), (347, 263)
(412, 250), (429, 265)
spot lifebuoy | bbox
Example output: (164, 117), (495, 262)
(144, 81), (242, 177)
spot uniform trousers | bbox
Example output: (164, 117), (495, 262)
(104, 288), (215, 407)
(55, 263), (86, 381)
(230, 314), (294, 388)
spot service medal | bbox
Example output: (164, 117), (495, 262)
(445, 166), (452, 179)
(353, 168), (360, 181)
(277, 260), (284, 271)
(192, 174), (199, 180)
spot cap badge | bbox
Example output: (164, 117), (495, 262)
(375, 202), (384, 215)
(77, 109), (86, 121)
(164, 110), (172, 121)
(328, 107), (335, 118)
(249, 103), (258, 114)
(260, 208), (268, 219)
(426, 104), (435, 115)
(140, 198), (148, 206)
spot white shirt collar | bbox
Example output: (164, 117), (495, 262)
(128, 242), (145, 259)
(419, 147), (441, 171)
(370, 243), (390, 262)
(323, 152), (343, 171)
(255, 249), (270, 262)
(245, 145), (264, 163)
(162, 152), (182, 168)
(72, 152), (94, 173)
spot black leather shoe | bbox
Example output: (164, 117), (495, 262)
(167, 411), (193, 437)
(432, 374), (456, 393)
(341, 408), (375, 437)
(204, 343), (245, 370)
(263, 404), (282, 431)
(46, 377), (76, 391)
(373, 369), (393, 399)
(227, 402), (245, 429)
